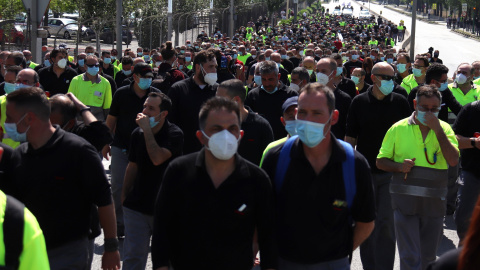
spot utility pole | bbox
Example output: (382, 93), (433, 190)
(167, 0), (173, 41)
(293, 0), (298, 24)
(229, 0), (234, 37)
(116, 0), (122, 55)
(410, 0), (417, 60)
(209, 0), (213, 37)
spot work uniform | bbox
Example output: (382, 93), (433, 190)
(68, 74), (112, 121)
(400, 74), (419, 94)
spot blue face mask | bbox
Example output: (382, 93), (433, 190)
(4, 82), (16, 94)
(233, 54), (238, 59)
(416, 110), (439, 126)
(412, 68), (423, 77)
(78, 59), (85, 67)
(285, 120), (297, 136)
(104, 57), (112, 64)
(352, 55), (359, 60)
(144, 55), (150, 61)
(380, 57), (385, 61)
(185, 56), (191, 62)
(87, 66), (99, 76)
(180, 50), (185, 54)
(296, 116), (331, 148)
(149, 113), (160, 128)
(261, 85), (278, 94)
(336, 67), (343, 76)
(281, 54), (287, 59)
(351, 76), (360, 85)
(254, 75), (262, 86)
(44, 60), (51, 67)
(4, 113), (29, 142)
(15, 83), (30, 91)
(265, 57), (271, 61)
(397, 63), (407, 73)
(277, 63), (281, 69)
(111, 56), (116, 60)
(370, 55), (376, 60)
(473, 76), (480, 80)
(438, 82), (449, 91)
(386, 58), (394, 64)
(378, 79), (394, 95)
(138, 52), (143, 56)
(138, 78), (152, 90)
(123, 69), (132, 76)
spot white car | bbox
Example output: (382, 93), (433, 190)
(47, 18), (78, 39)
(359, 10), (371, 19)
(332, 8), (342, 16)
(342, 8), (354, 17)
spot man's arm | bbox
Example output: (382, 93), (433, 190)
(136, 113), (173, 166)
(376, 157), (416, 173)
(424, 112), (459, 167)
(102, 115), (117, 160)
(456, 135), (480, 150)
(121, 162), (138, 204)
(65, 92), (97, 125)
(353, 221), (375, 250)
(97, 203), (121, 270)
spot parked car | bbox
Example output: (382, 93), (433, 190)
(359, 10), (371, 19)
(82, 26), (133, 45)
(47, 18), (79, 39)
(332, 8), (342, 16)
(342, 8), (353, 17)
(0, 24), (25, 45)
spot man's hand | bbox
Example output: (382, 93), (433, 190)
(423, 111), (441, 132)
(474, 137), (480, 149)
(102, 250), (121, 270)
(399, 158), (416, 173)
(66, 92), (87, 110)
(136, 113), (150, 130)
(102, 145), (111, 160)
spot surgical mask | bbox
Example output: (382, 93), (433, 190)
(289, 82), (300, 91)
(342, 56), (348, 61)
(185, 56), (191, 62)
(299, 51), (304, 56)
(144, 55), (150, 61)
(123, 69), (132, 76)
(178, 65), (183, 70)
(233, 54), (238, 59)
(380, 57), (385, 61)
(4, 113), (29, 142)
(87, 66), (99, 76)
(87, 53), (94, 56)
(438, 81), (448, 91)
(180, 50), (185, 54)
(44, 60), (51, 67)
(138, 78), (152, 90)
(254, 75), (262, 86)
(149, 113), (161, 128)
(285, 120), (297, 136)
(393, 53), (397, 57)
(416, 110), (439, 126)
(57, 58), (67, 69)
(104, 57), (111, 64)
(474, 76), (480, 80)
(370, 55), (376, 60)
(201, 65), (217, 85)
(296, 117), (331, 148)
(336, 67), (343, 76)
(15, 83), (30, 90)
(377, 79), (394, 95)
(316, 71), (331, 84)
(251, 55), (256, 59)
(412, 68), (423, 77)
(455, 73), (467, 85)
(111, 56), (117, 60)
(352, 55), (359, 60)
(4, 82), (16, 94)
(351, 76), (360, 85)
(138, 52), (143, 56)
(26, 60), (31, 65)
(78, 59), (85, 67)
(265, 57), (271, 61)
(155, 61), (161, 68)
(202, 129), (240, 160)
(281, 54), (287, 59)
(261, 85), (278, 94)
(397, 63), (407, 73)
(277, 63), (281, 69)
(386, 58), (394, 64)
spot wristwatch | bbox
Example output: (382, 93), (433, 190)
(471, 138), (476, 148)
(79, 107), (91, 114)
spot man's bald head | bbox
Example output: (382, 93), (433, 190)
(302, 57), (316, 71)
(50, 94), (78, 128)
(133, 57), (145, 65)
(372, 62), (394, 76)
(271, 53), (281, 63)
(265, 49), (273, 57)
(17, 69), (39, 86)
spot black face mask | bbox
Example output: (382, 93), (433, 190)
(434, 53), (439, 58)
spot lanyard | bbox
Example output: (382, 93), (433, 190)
(424, 146), (438, 165)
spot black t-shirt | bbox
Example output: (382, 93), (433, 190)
(109, 83), (160, 149)
(289, 57), (301, 68)
(167, 77), (217, 154)
(100, 72), (117, 95)
(261, 136), (375, 263)
(38, 65), (78, 95)
(152, 150), (277, 270)
(245, 83), (298, 140)
(332, 88), (352, 140)
(358, 82), (371, 95)
(115, 71), (130, 89)
(70, 121), (113, 151)
(346, 89), (411, 171)
(124, 121), (184, 215)
(238, 107), (274, 165)
(452, 101), (480, 178)
(0, 143), (17, 195)
(337, 77), (357, 99)
(11, 127), (112, 249)
(408, 86), (462, 123)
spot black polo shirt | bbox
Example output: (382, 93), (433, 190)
(261, 136), (375, 263)
(337, 77), (357, 99)
(408, 86), (462, 123)
(452, 101), (480, 178)
(238, 106), (274, 165)
(358, 82), (371, 95)
(245, 83), (298, 140)
(100, 72), (117, 95)
(332, 88), (352, 140)
(11, 127), (112, 249)
(38, 65), (78, 95)
(167, 77), (216, 154)
(102, 64), (116, 78)
(70, 121), (113, 151)
(124, 121), (184, 215)
(114, 71), (130, 89)
(346, 89), (411, 172)
(109, 82), (160, 149)
(0, 143), (17, 195)
(152, 149), (277, 270)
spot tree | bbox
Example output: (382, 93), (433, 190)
(0, 0), (24, 20)
(49, 0), (78, 17)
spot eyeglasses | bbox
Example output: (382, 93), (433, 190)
(374, 74), (394, 81)
(417, 105), (440, 113)
(86, 63), (100, 68)
(436, 78), (448, 83)
(413, 65), (425, 69)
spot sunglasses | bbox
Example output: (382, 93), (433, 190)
(86, 63), (100, 68)
(374, 74), (394, 81)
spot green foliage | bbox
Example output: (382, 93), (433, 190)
(0, 0), (24, 19)
(49, 0), (78, 15)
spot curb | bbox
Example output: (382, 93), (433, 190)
(450, 29), (480, 41)
(384, 5), (439, 25)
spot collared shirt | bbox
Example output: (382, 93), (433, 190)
(448, 82), (480, 106)
(38, 65), (78, 95)
(68, 74), (112, 121)
(261, 135), (375, 263)
(377, 113), (458, 170)
(152, 149), (277, 270)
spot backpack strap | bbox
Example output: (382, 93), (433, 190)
(338, 139), (356, 210)
(4, 195), (24, 269)
(274, 135), (298, 194)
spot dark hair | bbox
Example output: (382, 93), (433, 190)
(6, 66), (22, 77)
(260, 60), (279, 75)
(6, 87), (51, 121)
(199, 97), (240, 130)
(415, 55), (430, 68)
(330, 53), (342, 61)
(363, 57), (374, 72)
(299, 82), (335, 113)
(101, 51), (111, 57)
(193, 49), (216, 73)
(291, 67), (310, 83)
(219, 79), (246, 102)
(416, 85), (442, 102)
(397, 53), (410, 63)
(458, 196), (480, 270)
(7, 51), (26, 68)
(161, 41), (176, 61)
(425, 64), (449, 84)
(50, 94), (77, 125)
(148, 92), (172, 112)
(121, 56), (133, 66)
(50, 48), (68, 60)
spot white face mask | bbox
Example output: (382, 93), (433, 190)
(455, 73), (468, 85)
(289, 82), (300, 91)
(202, 129), (240, 160)
(201, 65), (217, 86)
(316, 71), (332, 85)
(57, 58), (67, 69)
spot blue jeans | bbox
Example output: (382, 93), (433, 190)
(278, 257), (349, 270)
(360, 172), (396, 270)
(111, 146), (129, 234)
(454, 170), (480, 240)
(123, 207), (154, 270)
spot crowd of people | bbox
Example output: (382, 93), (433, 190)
(0, 3), (480, 270)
